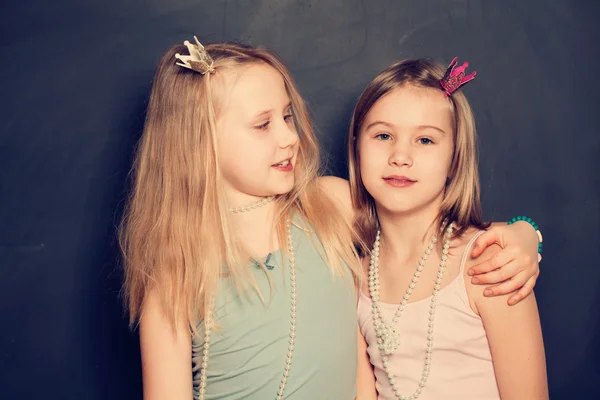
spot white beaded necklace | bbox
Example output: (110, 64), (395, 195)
(229, 195), (276, 213)
(368, 222), (455, 400)
(198, 219), (297, 400)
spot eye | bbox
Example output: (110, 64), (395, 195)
(419, 137), (433, 145)
(375, 133), (392, 141)
(284, 112), (294, 123)
(255, 121), (270, 130)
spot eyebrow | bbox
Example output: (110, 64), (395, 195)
(253, 101), (293, 119)
(363, 121), (395, 131)
(417, 125), (447, 135)
(364, 121), (447, 136)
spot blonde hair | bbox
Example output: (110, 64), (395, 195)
(348, 58), (489, 246)
(120, 42), (359, 331)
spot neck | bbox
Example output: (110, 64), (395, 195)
(226, 190), (282, 256)
(375, 200), (443, 259)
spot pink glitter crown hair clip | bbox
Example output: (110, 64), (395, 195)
(440, 57), (476, 96)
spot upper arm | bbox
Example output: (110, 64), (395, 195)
(139, 288), (193, 400)
(467, 245), (548, 400)
(317, 176), (355, 224)
(356, 325), (377, 400)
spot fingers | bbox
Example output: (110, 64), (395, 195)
(471, 229), (502, 258)
(483, 272), (537, 305)
(470, 246), (540, 306)
(470, 260), (520, 285)
(507, 274), (538, 306)
(468, 247), (518, 277)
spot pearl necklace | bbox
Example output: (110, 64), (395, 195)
(368, 222), (455, 400)
(198, 220), (297, 400)
(229, 195), (276, 213)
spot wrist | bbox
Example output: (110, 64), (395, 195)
(508, 216), (543, 253)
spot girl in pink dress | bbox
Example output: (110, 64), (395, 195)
(353, 58), (548, 400)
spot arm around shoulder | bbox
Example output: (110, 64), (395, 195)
(139, 288), (193, 400)
(466, 244), (548, 400)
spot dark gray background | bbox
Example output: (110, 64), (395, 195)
(1, 0), (598, 399)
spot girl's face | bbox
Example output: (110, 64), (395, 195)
(216, 62), (299, 201)
(357, 85), (455, 216)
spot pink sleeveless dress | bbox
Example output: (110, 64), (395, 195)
(357, 231), (501, 400)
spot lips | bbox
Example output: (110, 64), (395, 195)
(272, 158), (293, 172)
(383, 175), (416, 188)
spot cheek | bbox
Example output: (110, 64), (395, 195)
(217, 136), (257, 180)
(357, 142), (383, 187)
(217, 124), (270, 164)
(357, 144), (372, 174)
(217, 133), (241, 164)
(426, 143), (453, 181)
(358, 140), (382, 169)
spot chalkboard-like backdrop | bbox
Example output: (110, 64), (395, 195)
(1, 1), (598, 399)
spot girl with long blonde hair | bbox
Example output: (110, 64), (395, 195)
(120, 38), (542, 400)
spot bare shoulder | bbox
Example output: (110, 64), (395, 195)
(316, 176), (354, 221)
(317, 175), (351, 201)
(447, 227), (483, 265)
(463, 235), (505, 314)
(465, 240), (503, 276)
(452, 226), (483, 249)
(457, 229), (501, 312)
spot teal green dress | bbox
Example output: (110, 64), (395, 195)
(192, 218), (357, 399)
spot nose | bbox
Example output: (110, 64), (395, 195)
(277, 118), (299, 149)
(388, 141), (413, 167)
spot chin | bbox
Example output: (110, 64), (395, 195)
(380, 204), (416, 215)
(375, 194), (419, 214)
(277, 183), (296, 195)
(269, 180), (295, 196)
(381, 194), (444, 217)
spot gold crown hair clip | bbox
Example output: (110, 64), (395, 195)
(174, 36), (215, 75)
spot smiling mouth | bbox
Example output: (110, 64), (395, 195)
(272, 158), (293, 171)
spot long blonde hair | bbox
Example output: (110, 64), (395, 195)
(348, 58), (490, 246)
(120, 42), (359, 331)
